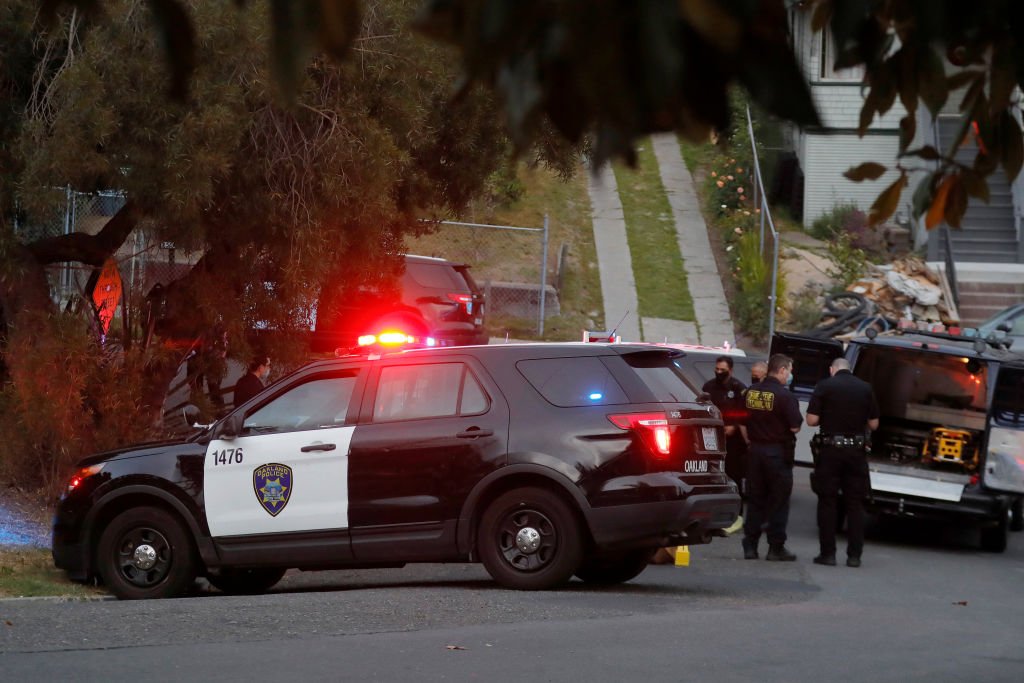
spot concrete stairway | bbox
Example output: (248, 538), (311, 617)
(957, 280), (1024, 327)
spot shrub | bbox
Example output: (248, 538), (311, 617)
(826, 233), (870, 290)
(809, 203), (862, 241)
(703, 156), (753, 217)
(718, 211), (786, 344)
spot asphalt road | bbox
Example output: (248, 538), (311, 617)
(2, 470), (1022, 682)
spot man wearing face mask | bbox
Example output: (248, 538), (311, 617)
(742, 354), (802, 561)
(702, 356), (748, 524)
(749, 360), (768, 386)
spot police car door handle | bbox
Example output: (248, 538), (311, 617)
(457, 427), (493, 439)
(300, 443), (337, 452)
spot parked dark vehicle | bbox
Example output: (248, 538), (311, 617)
(310, 254), (487, 352)
(774, 329), (1024, 552)
(53, 343), (739, 599)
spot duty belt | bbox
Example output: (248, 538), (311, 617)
(820, 434), (866, 448)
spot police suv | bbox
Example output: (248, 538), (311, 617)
(52, 342), (739, 599)
(775, 328), (1024, 552)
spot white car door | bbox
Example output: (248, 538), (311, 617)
(205, 369), (361, 537)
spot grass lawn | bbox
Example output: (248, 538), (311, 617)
(613, 140), (695, 322)
(0, 547), (105, 598)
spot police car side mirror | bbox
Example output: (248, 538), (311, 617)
(698, 392), (713, 403)
(214, 413), (243, 441)
(182, 404), (211, 431)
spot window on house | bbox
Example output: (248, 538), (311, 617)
(819, 31), (865, 81)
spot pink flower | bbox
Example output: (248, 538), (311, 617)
(737, 187), (744, 193)
(711, 171), (718, 177)
(716, 180), (725, 188)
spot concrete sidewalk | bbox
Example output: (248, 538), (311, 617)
(586, 164), (642, 343)
(650, 134), (736, 347)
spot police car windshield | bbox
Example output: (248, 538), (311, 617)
(620, 352), (698, 403)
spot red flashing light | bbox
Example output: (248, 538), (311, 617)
(447, 293), (472, 304)
(608, 412), (672, 457)
(969, 473), (980, 486)
(67, 464), (103, 494)
(358, 330), (436, 349)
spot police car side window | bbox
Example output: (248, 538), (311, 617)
(374, 363), (472, 422)
(243, 374), (358, 434)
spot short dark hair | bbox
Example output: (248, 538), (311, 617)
(248, 356), (270, 372)
(767, 353), (792, 375)
(715, 355), (734, 369)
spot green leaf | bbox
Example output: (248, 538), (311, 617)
(911, 171), (936, 219)
(918, 47), (948, 116)
(869, 172), (908, 226)
(316, 0), (361, 60)
(147, 0), (196, 102)
(961, 169), (991, 203)
(844, 162), (887, 182)
(1000, 110), (1024, 182)
(944, 175), (968, 229)
(899, 114), (916, 152)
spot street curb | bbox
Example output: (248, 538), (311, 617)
(0, 593), (114, 604)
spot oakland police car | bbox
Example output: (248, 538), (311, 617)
(52, 342), (739, 599)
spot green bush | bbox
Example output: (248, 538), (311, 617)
(718, 211), (786, 344)
(826, 233), (870, 290)
(0, 313), (167, 496)
(809, 202), (862, 241)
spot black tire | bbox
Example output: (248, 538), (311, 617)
(574, 549), (654, 585)
(207, 568), (287, 595)
(1010, 497), (1023, 533)
(96, 506), (197, 600)
(477, 487), (583, 590)
(980, 511), (1009, 553)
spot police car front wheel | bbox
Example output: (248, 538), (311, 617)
(96, 506), (197, 600)
(477, 487), (584, 590)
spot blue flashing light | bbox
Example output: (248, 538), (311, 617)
(589, 392), (603, 401)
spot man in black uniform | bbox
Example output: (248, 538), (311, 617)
(742, 354), (802, 561)
(233, 355), (271, 408)
(806, 357), (879, 568)
(749, 360), (767, 386)
(702, 356), (748, 513)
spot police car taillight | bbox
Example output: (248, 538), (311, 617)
(67, 464), (104, 494)
(608, 412), (672, 457)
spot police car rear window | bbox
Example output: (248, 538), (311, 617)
(619, 353), (698, 403)
(517, 357), (628, 407)
(406, 262), (461, 290)
(373, 362), (488, 421)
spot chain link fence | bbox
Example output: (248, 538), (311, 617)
(405, 218), (555, 336)
(15, 188), (197, 328)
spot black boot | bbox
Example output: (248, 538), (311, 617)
(742, 540), (759, 560)
(765, 545), (797, 562)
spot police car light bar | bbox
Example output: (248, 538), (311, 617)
(358, 331), (438, 348)
(583, 330), (620, 343)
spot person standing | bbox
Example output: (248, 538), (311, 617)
(233, 355), (271, 408)
(742, 354), (802, 561)
(806, 357), (879, 568)
(702, 356), (748, 526)
(749, 360), (767, 386)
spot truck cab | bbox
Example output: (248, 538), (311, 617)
(772, 329), (1024, 552)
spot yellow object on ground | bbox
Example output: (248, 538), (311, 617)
(723, 514), (744, 536)
(674, 545), (690, 567)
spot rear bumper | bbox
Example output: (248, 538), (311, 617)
(868, 489), (1009, 524)
(585, 491), (741, 550)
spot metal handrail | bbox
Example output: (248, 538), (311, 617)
(746, 106), (780, 340)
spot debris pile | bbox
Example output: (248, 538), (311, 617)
(846, 256), (958, 325)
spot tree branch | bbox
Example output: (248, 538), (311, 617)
(26, 200), (140, 266)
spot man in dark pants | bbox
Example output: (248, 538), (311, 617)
(806, 357), (879, 568)
(742, 354), (802, 561)
(702, 355), (748, 525)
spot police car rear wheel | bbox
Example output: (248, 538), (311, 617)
(207, 568), (287, 595)
(97, 506), (197, 600)
(478, 487), (583, 590)
(574, 549), (654, 585)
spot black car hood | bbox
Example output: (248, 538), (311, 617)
(77, 439), (193, 468)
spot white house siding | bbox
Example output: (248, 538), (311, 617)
(802, 132), (906, 223)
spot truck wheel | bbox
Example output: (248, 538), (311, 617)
(574, 549), (654, 585)
(1010, 497), (1023, 533)
(980, 512), (1009, 553)
(477, 487), (583, 590)
(207, 568), (287, 595)
(97, 506), (197, 600)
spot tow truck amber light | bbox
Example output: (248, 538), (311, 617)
(67, 464), (104, 493)
(608, 412), (672, 457)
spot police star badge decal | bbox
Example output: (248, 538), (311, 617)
(253, 463), (293, 516)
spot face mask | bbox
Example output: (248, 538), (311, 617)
(785, 371), (794, 387)
(714, 370), (729, 383)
